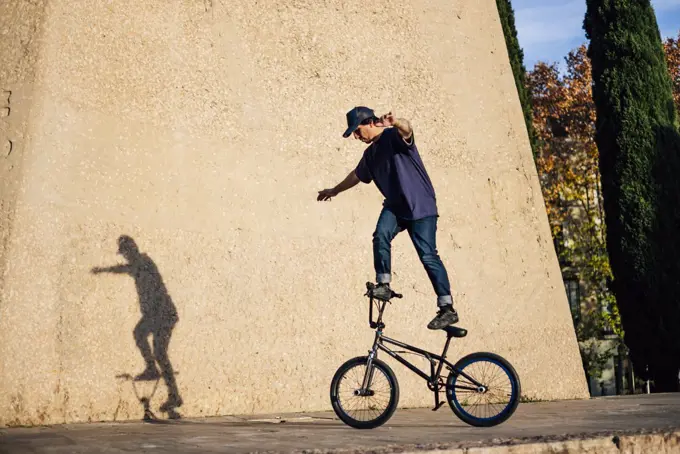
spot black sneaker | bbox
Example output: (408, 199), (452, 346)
(371, 283), (392, 301)
(427, 306), (459, 330)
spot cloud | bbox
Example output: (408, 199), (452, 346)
(514, 0), (680, 67)
(652, 0), (680, 12)
(514, 0), (586, 48)
(654, 0), (680, 38)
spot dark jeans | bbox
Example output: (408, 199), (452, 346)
(372, 207), (453, 306)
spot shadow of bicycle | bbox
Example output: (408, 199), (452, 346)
(115, 372), (181, 421)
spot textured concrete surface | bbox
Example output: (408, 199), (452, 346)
(0, 0), (45, 329)
(0, 0), (588, 425)
(0, 394), (679, 453)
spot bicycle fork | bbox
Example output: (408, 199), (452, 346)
(357, 329), (382, 396)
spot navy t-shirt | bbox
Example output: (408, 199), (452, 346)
(354, 127), (438, 220)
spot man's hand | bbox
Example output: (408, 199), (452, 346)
(379, 111), (412, 140)
(317, 171), (361, 202)
(317, 188), (338, 201)
(377, 111), (395, 127)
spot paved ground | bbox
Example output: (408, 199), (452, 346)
(0, 393), (679, 453)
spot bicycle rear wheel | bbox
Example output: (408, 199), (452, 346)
(330, 356), (399, 429)
(446, 352), (520, 427)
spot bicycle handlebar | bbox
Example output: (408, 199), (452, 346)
(365, 282), (402, 299)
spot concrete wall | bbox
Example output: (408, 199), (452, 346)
(0, 0), (588, 426)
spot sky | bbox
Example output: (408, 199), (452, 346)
(514, 0), (680, 70)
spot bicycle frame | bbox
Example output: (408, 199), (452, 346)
(361, 298), (485, 410)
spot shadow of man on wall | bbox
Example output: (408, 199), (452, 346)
(92, 235), (183, 417)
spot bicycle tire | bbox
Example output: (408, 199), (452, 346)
(330, 356), (399, 429)
(446, 352), (520, 427)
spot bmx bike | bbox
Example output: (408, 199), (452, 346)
(330, 282), (521, 429)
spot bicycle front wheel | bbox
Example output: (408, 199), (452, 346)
(446, 352), (520, 427)
(330, 356), (399, 429)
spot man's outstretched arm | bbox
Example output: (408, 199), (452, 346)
(317, 170), (361, 201)
(91, 264), (132, 274)
(379, 111), (413, 141)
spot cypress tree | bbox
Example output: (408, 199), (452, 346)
(496, 0), (538, 158)
(584, 0), (680, 391)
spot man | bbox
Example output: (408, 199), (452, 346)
(317, 106), (458, 330)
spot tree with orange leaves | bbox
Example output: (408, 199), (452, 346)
(528, 46), (620, 387)
(664, 32), (680, 114)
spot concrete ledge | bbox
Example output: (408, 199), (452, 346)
(1, 395), (680, 453)
(288, 428), (680, 454)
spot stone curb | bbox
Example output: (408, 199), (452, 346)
(268, 428), (680, 454)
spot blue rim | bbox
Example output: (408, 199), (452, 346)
(447, 357), (518, 422)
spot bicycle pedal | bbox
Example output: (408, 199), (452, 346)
(432, 402), (445, 411)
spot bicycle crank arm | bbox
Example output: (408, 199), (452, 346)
(432, 388), (445, 411)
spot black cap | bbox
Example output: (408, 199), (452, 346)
(343, 106), (375, 138)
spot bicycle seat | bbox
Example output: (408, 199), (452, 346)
(442, 326), (467, 338)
